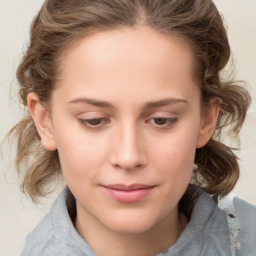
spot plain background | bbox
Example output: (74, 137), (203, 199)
(0, 0), (255, 255)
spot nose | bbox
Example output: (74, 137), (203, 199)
(109, 123), (147, 171)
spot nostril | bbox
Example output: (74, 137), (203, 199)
(110, 155), (146, 171)
(112, 163), (145, 171)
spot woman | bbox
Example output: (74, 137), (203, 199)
(9, 0), (255, 255)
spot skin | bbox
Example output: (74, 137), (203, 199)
(28, 26), (220, 256)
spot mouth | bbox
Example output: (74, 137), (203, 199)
(101, 184), (156, 203)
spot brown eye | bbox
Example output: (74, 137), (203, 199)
(154, 118), (168, 125)
(78, 118), (109, 129)
(147, 117), (178, 128)
(87, 118), (102, 126)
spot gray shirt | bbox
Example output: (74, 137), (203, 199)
(21, 187), (256, 256)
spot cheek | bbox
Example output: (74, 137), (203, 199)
(149, 125), (199, 197)
(145, 131), (197, 222)
(53, 124), (108, 181)
(151, 129), (198, 173)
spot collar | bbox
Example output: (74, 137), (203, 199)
(51, 186), (232, 256)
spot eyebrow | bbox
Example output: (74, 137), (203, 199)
(144, 98), (188, 109)
(68, 97), (113, 108)
(68, 97), (188, 109)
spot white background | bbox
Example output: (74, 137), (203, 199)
(0, 0), (255, 255)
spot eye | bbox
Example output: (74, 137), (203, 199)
(148, 117), (178, 128)
(78, 118), (109, 130)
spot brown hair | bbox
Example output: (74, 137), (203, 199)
(9, 0), (251, 203)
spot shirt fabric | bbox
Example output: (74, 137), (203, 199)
(21, 186), (256, 256)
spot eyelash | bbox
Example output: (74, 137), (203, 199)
(78, 118), (109, 130)
(78, 117), (178, 131)
(147, 117), (178, 129)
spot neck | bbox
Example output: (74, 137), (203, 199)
(75, 205), (187, 256)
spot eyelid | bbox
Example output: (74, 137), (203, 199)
(145, 111), (178, 129)
(145, 111), (178, 120)
(78, 117), (110, 131)
(147, 117), (178, 126)
(77, 111), (107, 119)
(77, 111), (179, 131)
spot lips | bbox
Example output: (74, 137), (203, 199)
(101, 184), (155, 203)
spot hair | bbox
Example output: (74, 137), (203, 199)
(9, 0), (251, 205)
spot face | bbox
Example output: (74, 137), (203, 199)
(31, 26), (217, 235)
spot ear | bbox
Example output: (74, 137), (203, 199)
(27, 92), (57, 151)
(196, 97), (221, 148)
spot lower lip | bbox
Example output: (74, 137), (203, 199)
(102, 187), (155, 203)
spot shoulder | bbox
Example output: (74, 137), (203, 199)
(233, 196), (256, 228)
(219, 195), (256, 256)
(20, 208), (69, 256)
(21, 187), (95, 256)
(234, 197), (256, 256)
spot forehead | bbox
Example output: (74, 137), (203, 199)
(55, 26), (198, 104)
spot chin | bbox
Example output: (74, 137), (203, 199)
(110, 222), (154, 235)
(103, 211), (160, 234)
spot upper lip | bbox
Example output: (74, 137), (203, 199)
(102, 184), (155, 191)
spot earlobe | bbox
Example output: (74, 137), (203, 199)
(27, 92), (57, 151)
(196, 98), (221, 148)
